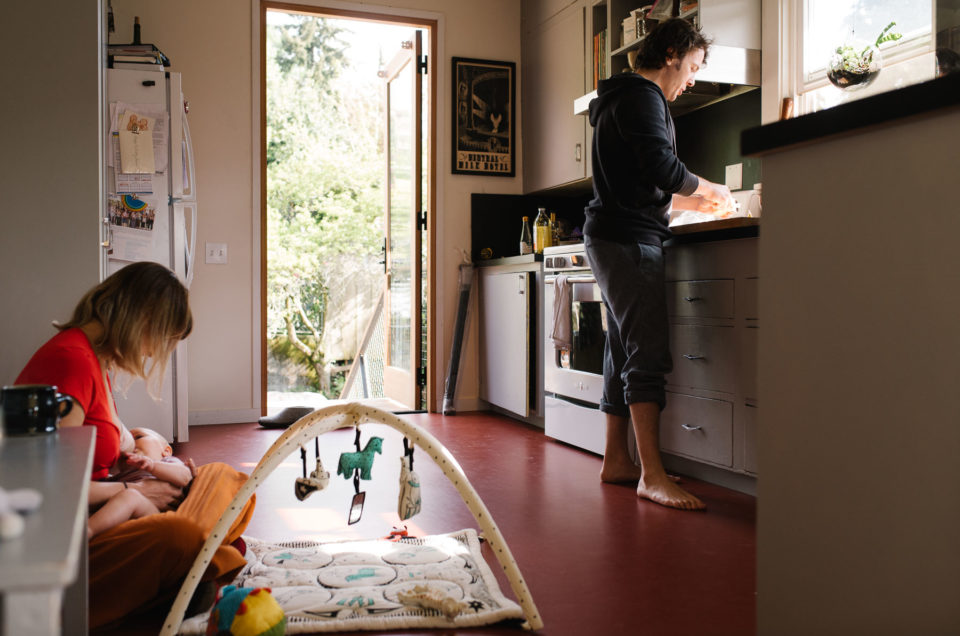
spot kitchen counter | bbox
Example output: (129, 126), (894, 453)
(478, 218), (760, 265)
(475, 253), (542, 268)
(742, 71), (960, 157)
(746, 76), (960, 634)
(669, 216), (759, 244)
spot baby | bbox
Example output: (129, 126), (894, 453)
(88, 427), (193, 537)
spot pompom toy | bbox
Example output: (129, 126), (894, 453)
(206, 585), (285, 636)
(0, 487), (43, 540)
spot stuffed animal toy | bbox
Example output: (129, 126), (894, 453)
(206, 585), (286, 636)
(0, 487), (42, 540)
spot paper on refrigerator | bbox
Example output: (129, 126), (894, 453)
(107, 102), (169, 173)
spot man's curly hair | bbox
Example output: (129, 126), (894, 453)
(633, 18), (711, 70)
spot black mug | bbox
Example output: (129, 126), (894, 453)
(1, 384), (74, 435)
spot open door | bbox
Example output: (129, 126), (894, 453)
(382, 32), (423, 410)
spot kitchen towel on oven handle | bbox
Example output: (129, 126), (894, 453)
(551, 275), (573, 349)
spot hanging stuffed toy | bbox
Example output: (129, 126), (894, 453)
(337, 429), (384, 524)
(294, 438), (329, 501)
(397, 438), (421, 521)
(206, 585), (285, 636)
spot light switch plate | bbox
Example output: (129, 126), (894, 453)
(725, 163), (743, 190)
(205, 242), (227, 264)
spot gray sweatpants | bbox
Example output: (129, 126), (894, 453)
(584, 235), (672, 415)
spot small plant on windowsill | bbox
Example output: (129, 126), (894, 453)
(827, 21), (903, 90)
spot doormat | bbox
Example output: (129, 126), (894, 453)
(178, 528), (525, 633)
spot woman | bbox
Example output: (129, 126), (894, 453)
(16, 262), (253, 628)
(17, 261), (191, 506)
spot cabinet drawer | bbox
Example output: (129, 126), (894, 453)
(661, 392), (733, 466)
(743, 277), (758, 320)
(741, 325), (758, 401)
(668, 325), (736, 393)
(667, 279), (734, 318)
(743, 402), (758, 474)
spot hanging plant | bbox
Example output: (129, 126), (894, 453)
(827, 21), (903, 90)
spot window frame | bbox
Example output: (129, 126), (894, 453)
(784, 0), (937, 114)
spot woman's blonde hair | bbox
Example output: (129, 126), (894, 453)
(57, 261), (192, 394)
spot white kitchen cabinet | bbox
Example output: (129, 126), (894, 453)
(520, 0), (589, 192)
(478, 265), (537, 418)
(662, 236), (758, 479)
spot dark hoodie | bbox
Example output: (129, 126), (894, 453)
(584, 73), (698, 246)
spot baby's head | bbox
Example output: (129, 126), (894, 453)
(129, 427), (172, 461)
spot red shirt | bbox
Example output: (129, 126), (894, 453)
(16, 328), (120, 479)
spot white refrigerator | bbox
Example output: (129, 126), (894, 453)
(103, 65), (197, 443)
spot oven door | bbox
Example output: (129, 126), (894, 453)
(543, 273), (606, 406)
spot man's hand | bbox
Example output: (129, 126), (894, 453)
(128, 479), (183, 511)
(694, 178), (737, 216)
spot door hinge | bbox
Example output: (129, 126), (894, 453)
(417, 209), (427, 231)
(416, 366), (426, 388)
(417, 54), (428, 75)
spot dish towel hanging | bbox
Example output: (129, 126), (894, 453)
(551, 275), (572, 349)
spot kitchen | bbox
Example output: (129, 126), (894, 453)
(2, 0), (960, 633)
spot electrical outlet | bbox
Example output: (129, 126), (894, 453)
(725, 163), (743, 190)
(205, 242), (227, 264)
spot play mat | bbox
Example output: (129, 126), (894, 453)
(178, 529), (524, 633)
(160, 403), (542, 634)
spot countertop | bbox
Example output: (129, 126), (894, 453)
(742, 72), (960, 157)
(476, 217), (760, 267)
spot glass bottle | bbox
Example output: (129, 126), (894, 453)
(519, 216), (533, 255)
(534, 208), (551, 254)
(133, 16), (141, 45)
(550, 212), (560, 245)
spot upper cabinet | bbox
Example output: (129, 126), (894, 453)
(521, 0), (592, 193)
(521, 0), (761, 193)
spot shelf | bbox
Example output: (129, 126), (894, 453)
(611, 36), (644, 57)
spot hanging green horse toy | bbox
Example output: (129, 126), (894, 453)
(337, 436), (383, 480)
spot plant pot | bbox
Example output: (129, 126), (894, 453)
(827, 40), (882, 90)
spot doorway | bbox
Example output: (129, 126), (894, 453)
(260, 3), (436, 414)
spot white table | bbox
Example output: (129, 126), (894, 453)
(0, 427), (93, 636)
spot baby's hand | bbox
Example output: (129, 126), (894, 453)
(123, 452), (155, 472)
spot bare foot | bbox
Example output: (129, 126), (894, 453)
(601, 462), (682, 484)
(637, 475), (705, 510)
(600, 460), (644, 483)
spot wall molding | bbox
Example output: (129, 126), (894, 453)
(189, 408), (261, 426)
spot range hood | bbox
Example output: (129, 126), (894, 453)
(574, 44), (761, 118)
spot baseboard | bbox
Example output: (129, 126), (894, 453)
(189, 408), (261, 426)
(662, 453), (757, 496)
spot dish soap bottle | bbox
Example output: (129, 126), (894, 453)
(534, 207), (551, 254)
(519, 216), (533, 255)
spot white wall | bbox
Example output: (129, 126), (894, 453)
(0, 1), (104, 386)
(108, 0), (523, 421)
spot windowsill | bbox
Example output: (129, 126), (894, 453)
(741, 71), (960, 156)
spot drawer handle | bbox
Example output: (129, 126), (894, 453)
(681, 424), (703, 431)
(683, 296), (702, 302)
(682, 354), (705, 360)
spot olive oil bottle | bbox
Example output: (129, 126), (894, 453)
(534, 207), (551, 254)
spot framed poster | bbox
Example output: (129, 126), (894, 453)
(452, 57), (516, 176)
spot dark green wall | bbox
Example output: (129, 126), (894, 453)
(674, 89), (762, 189)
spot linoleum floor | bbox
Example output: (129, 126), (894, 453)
(100, 411), (756, 635)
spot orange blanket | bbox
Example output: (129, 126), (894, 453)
(89, 462), (256, 628)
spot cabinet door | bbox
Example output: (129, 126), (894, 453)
(479, 271), (532, 416)
(521, 2), (587, 192)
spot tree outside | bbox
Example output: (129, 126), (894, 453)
(266, 13), (407, 400)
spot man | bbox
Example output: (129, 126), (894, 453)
(584, 18), (735, 510)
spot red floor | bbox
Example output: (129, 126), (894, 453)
(102, 411), (756, 635)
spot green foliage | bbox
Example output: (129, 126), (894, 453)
(266, 14), (385, 396)
(832, 21), (902, 75)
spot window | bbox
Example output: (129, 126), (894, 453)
(794, 0), (936, 113)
